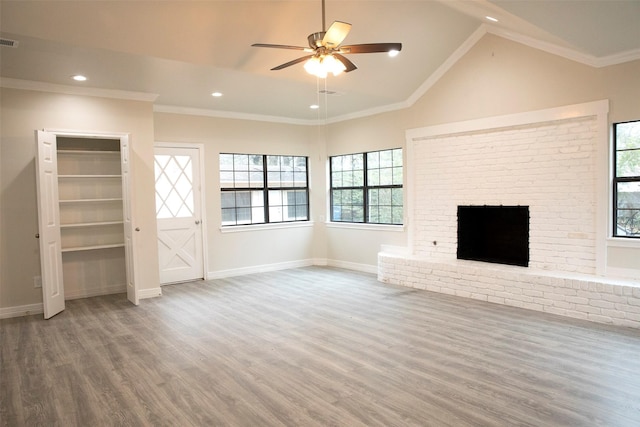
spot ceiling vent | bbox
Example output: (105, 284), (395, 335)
(318, 89), (343, 96)
(0, 38), (19, 48)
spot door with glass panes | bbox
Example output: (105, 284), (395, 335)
(154, 145), (204, 284)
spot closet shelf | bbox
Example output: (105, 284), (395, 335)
(57, 150), (120, 155)
(61, 221), (124, 229)
(59, 198), (123, 204)
(61, 243), (125, 253)
(58, 174), (122, 179)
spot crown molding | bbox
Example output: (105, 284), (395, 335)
(0, 77), (159, 102)
(487, 26), (640, 68)
(153, 104), (320, 126)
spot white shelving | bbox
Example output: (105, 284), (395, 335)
(36, 132), (135, 316)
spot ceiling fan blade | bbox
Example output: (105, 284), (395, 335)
(339, 43), (402, 54)
(333, 53), (357, 73)
(271, 55), (314, 71)
(322, 21), (352, 48)
(252, 43), (311, 52)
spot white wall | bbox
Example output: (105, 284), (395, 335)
(327, 34), (640, 276)
(0, 88), (160, 310)
(153, 112), (327, 277)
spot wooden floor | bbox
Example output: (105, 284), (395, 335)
(2, 267), (640, 426)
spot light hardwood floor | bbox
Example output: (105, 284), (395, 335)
(2, 266), (640, 426)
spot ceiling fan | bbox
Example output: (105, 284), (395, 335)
(252, 0), (402, 78)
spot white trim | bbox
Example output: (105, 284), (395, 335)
(154, 104), (318, 126)
(607, 238), (640, 249)
(326, 259), (377, 275)
(220, 221), (315, 233)
(486, 26), (640, 68)
(206, 258), (375, 280)
(207, 259), (316, 279)
(406, 25), (487, 108)
(154, 142), (209, 280)
(325, 222), (405, 232)
(138, 287), (163, 300)
(64, 284), (126, 301)
(406, 100), (609, 141)
(0, 303), (44, 319)
(1, 78), (158, 102)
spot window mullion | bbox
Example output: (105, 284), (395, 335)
(363, 153), (369, 223)
(262, 155), (269, 223)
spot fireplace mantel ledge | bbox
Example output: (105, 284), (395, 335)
(377, 251), (640, 288)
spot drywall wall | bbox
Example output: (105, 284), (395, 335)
(326, 33), (640, 277)
(153, 112), (326, 277)
(0, 88), (160, 310)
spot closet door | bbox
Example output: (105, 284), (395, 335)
(36, 131), (139, 316)
(120, 136), (139, 305)
(35, 130), (65, 318)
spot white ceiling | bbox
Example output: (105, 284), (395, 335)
(1, 0), (639, 123)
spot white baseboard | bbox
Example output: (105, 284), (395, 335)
(207, 258), (376, 279)
(139, 287), (163, 300)
(207, 259), (317, 279)
(326, 259), (378, 275)
(0, 303), (44, 319)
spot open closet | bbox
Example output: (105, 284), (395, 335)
(36, 130), (138, 319)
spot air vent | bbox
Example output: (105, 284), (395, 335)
(0, 38), (19, 48)
(318, 89), (342, 96)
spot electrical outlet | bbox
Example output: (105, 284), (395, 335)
(33, 276), (42, 288)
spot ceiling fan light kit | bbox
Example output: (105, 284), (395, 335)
(252, 0), (401, 78)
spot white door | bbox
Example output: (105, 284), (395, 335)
(120, 136), (139, 305)
(36, 131), (65, 319)
(154, 146), (204, 284)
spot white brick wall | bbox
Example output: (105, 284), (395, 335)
(412, 116), (598, 274)
(379, 254), (640, 329)
(382, 102), (640, 328)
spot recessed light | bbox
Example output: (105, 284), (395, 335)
(211, 92), (223, 97)
(310, 104), (320, 110)
(72, 75), (87, 82)
(485, 16), (499, 23)
(388, 49), (400, 58)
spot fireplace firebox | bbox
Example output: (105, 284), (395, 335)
(457, 205), (529, 267)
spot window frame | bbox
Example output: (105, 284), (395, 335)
(329, 148), (403, 225)
(612, 120), (640, 238)
(220, 153), (309, 227)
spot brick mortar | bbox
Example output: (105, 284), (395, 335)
(378, 253), (640, 329)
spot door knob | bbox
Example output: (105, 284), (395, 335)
(135, 227), (140, 231)
(195, 220), (201, 225)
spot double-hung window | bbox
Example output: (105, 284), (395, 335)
(330, 148), (403, 225)
(220, 153), (308, 226)
(613, 121), (640, 237)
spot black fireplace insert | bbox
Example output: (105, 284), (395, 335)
(457, 205), (529, 267)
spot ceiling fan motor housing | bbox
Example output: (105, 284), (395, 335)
(308, 32), (327, 49)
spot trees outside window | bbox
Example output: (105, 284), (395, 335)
(330, 148), (403, 225)
(613, 121), (640, 237)
(220, 154), (308, 226)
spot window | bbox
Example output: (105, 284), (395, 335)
(220, 153), (308, 226)
(613, 120), (640, 237)
(330, 148), (403, 225)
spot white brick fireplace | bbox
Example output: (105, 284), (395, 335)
(379, 100), (640, 328)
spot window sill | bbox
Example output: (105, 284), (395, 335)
(325, 222), (405, 232)
(606, 237), (640, 249)
(220, 221), (314, 233)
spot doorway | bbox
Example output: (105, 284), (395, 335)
(154, 144), (206, 284)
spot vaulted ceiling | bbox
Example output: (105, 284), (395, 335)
(1, 1), (639, 123)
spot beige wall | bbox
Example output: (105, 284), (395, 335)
(326, 34), (640, 275)
(153, 113), (327, 275)
(2, 33), (639, 313)
(0, 88), (160, 309)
